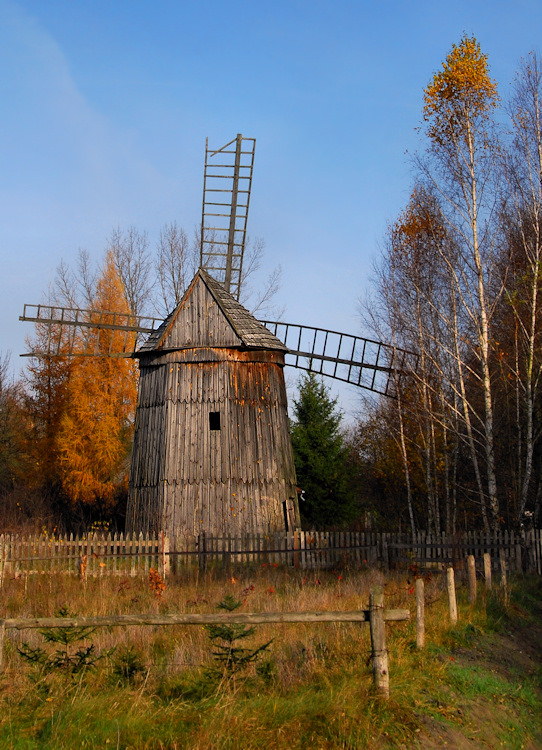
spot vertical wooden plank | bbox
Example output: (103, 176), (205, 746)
(130, 534), (136, 578)
(369, 587), (389, 698)
(198, 532), (206, 572)
(0, 535), (4, 588)
(499, 548), (508, 604)
(67, 533), (72, 577)
(255, 533), (260, 569)
(467, 555), (476, 604)
(40, 534), (46, 578)
(162, 532), (170, 579)
(293, 530), (300, 571)
(51, 532), (56, 577)
(106, 532), (112, 576)
(447, 567), (458, 624)
(483, 552), (492, 591)
(145, 534), (151, 575)
(0, 620), (5, 673)
(416, 577), (425, 649)
(112, 532), (118, 577)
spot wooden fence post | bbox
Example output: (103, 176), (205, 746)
(293, 530), (300, 571)
(483, 552), (492, 591)
(198, 532), (207, 572)
(467, 555), (477, 604)
(499, 548), (508, 604)
(77, 554), (87, 583)
(0, 620), (4, 672)
(0, 535), (4, 589)
(382, 537), (389, 573)
(369, 586), (389, 698)
(515, 543), (522, 573)
(161, 533), (170, 580)
(447, 567), (458, 624)
(415, 577), (425, 649)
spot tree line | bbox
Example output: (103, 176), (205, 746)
(2, 36), (542, 535)
(0, 226), (279, 532)
(352, 37), (542, 534)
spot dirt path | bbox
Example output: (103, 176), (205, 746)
(418, 596), (542, 748)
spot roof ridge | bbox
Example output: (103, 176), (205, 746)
(137, 269), (286, 354)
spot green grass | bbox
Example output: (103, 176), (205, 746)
(0, 568), (541, 748)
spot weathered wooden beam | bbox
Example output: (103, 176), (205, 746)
(369, 586), (390, 698)
(447, 567), (458, 624)
(3, 609), (409, 630)
(467, 554), (477, 604)
(416, 577), (425, 649)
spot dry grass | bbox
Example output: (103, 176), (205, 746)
(2, 564), (395, 684)
(0, 565), (540, 749)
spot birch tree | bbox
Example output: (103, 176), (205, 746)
(500, 52), (542, 523)
(420, 35), (502, 529)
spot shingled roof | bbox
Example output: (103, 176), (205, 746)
(138, 268), (287, 353)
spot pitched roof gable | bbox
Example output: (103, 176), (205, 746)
(138, 268), (286, 353)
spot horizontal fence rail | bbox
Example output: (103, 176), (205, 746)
(0, 590), (409, 697)
(0, 529), (540, 583)
(1, 608), (411, 630)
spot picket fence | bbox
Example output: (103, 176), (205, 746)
(1, 528), (540, 583)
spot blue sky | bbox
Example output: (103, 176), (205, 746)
(1, 0), (541, 417)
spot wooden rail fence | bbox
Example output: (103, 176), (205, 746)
(1, 528), (540, 583)
(0, 587), (408, 697)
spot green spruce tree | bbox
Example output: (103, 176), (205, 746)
(291, 373), (356, 528)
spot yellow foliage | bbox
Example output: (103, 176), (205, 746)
(57, 252), (138, 504)
(392, 186), (446, 262)
(424, 35), (498, 145)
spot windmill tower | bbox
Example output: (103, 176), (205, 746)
(20, 134), (416, 538)
(127, 267), (299, 537)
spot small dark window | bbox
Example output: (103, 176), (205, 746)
(209, 411), (221, 431)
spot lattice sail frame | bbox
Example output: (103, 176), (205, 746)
(19, 304), (161, 358)
(20, 304), (417, 395)
(260, 321), (417, 397)
(200, 134), (256, 300)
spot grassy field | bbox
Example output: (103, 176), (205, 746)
(0, 564), (541, 749)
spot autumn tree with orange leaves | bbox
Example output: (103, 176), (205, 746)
(55, 252), (138, 506)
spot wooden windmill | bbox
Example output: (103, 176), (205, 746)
(20, 134), (416, 539)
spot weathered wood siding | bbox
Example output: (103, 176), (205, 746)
(126, 271), (298, 538)
(158, 276), (243, 350)
(127, 350), (297, 536)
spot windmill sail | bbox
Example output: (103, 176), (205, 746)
(19, 134), (416, 394)
(20, 302), (416, 395)
(260, 321), (417, 397)
(19, 303), (162, 357)
(200, 134), (256, 300)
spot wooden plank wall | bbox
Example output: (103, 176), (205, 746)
(161, 280), (242, 350)
(1, 529), (540, 581)
(127, 352), (297, 539)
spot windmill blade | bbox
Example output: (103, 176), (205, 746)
(200, 134), (256, 300)
(19, 304), (417, 397)
(260, 320), (418, 397)
(19, 304), (162, 358)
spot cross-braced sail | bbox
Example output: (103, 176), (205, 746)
(200, 134), (256, 300)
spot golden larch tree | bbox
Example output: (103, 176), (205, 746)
(57, 252), (138, 505)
